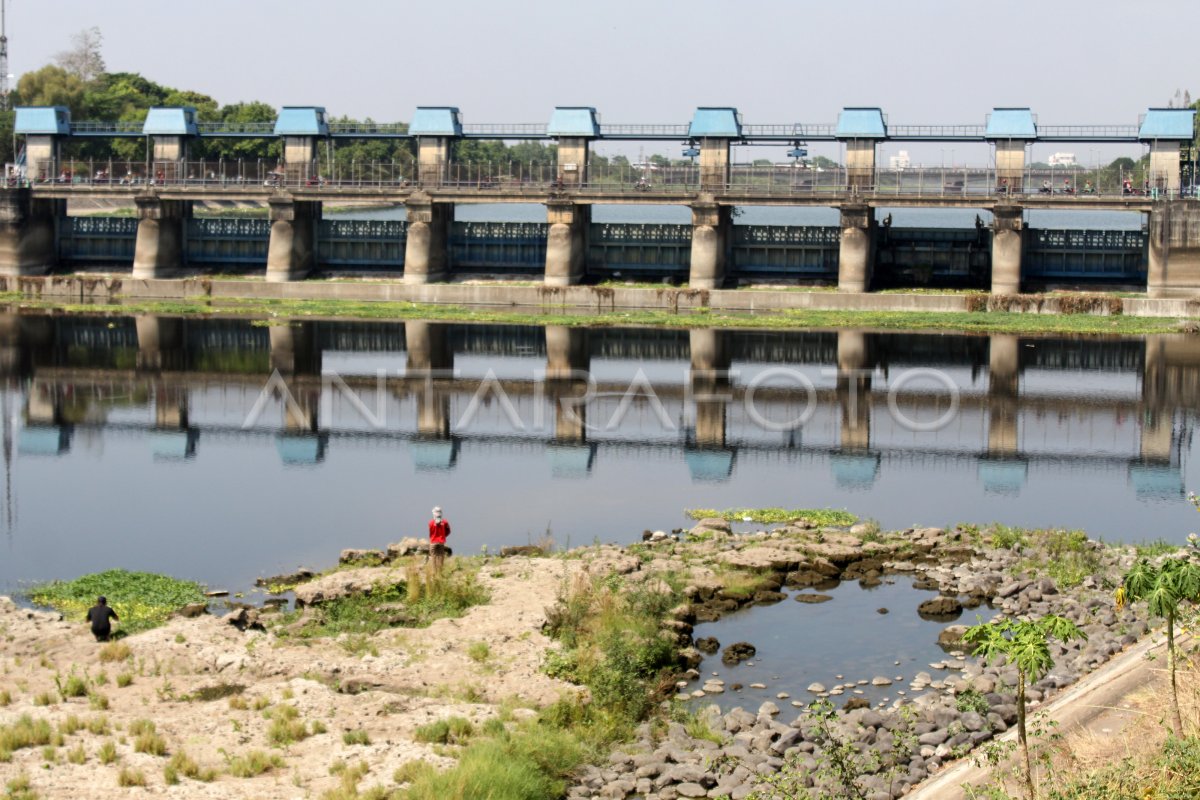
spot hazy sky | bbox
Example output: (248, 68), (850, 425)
(9, 0), (1198, 163)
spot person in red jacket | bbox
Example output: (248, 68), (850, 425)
(428, 506), (451, 571)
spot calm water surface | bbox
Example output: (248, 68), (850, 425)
(1, 316), (1195, 605)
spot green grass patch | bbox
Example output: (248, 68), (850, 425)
(29, 569), (207, 635)
(226, 749), (284, 778)
(686, 507), (857, 526)
(401, 717), (586, 800)
(0, 715), (55, 758)
(2, 293), (1196, 336)
(274, 563), (488, 641)
(1133, 538), (1182, 558)
(342, 729), (371, 746)
(1040, 734), (1200, 799)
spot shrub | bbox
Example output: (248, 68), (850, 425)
(227, 749), (283, 778)
(97, 740), (117, 764)
(267, 704), (311, 746)
(0, 689), (10, 706)
(414, 716), (474, 746)
(0, 715), (55, 755)
(115, 673), (133, 688)
(467, 641), (491, 663)
(117, 767), (146, 787)
(342, 729), (370, 746)
(98, 642), (131, 663)
(57, 673), (88, 699)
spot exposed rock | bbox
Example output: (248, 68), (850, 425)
(695, 637), (721, 654)
(807, 682), (826, 693)
(937, 624), (969, 647)
(794, 593), (833, 604)
(844, 697), (871, 711)
(224, 607), (263, 632)
(918, 596), (963, 618)
(871, 676), (892, 686)
(292, 567), (401, 607)
(720, 547), (804, 571)
(339, 548), (386, 566)
(500, 545), (545, 558)
(690, 517), (732, 537)
(175, 602), (208, 618)
(386, 537), (428, 558)
(722, 642), (757, 664)
(254, 568), (315, 589)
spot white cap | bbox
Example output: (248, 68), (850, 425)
(432, 506), (442, 517)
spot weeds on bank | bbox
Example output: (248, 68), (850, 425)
(685, 507), (857, 526)
(274, 562), (489, 641)
(29, 570), (207, 634)
(399, 570), (684, 797)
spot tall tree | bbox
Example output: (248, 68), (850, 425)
(1117, 556), (1200, 736)
(964, 615), (1086, 800)
(55, 27), (106, 84)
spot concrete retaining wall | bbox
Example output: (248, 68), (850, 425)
(0, 275), (1197, 319)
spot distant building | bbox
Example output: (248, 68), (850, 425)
(889, 150), (911, 169)
(1048, 152), (1078, 166)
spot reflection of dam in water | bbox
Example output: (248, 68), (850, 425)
(4, 314), (1196, 500)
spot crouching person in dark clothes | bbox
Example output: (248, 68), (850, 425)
(86, 596), (119, 642)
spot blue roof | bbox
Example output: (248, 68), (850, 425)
(276, 434), (325, 465)
(985, 108), (1037, 139)
(409, 438), (458, 471)
(409, 107), (463, 137)
(1139, 108), (1196, 140)
(688, 107), (741, 138)
(685, 448), (735, 481)
(830, 452), (880, 489)
(143, 107), (199, 136)
(274, 107), (329, 136)
(547, 107), (600, 137)
(18, 426), (70, 455)
(14, 106), (70, 135)
(547, 444), (596, 478)
(978, 459), (1027, 494)
(836, 107), (887, 139)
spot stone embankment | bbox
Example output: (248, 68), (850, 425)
(567, 520), (1147, 800)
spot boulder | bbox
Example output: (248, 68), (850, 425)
(339, 548), (386, 566)
(720, 547), (804, 571)
(722, 642), (757, 664)
(500, 545), (544, 558)
(224, 607), (263, 632)
(794, 593), (833, 604)
(695, 637), (721, 654)
(254, 568), (315, 589)
(387, 538), (428, 559)
(292, 567), (401, 607)
(937, 625), (969, 647)
(690, 517), (732, 537)
(175, 602), (208, 618)
(918, 596), (963, 618)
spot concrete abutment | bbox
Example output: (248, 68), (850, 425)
(266, 198), (320, 282)
(133, 196), (191, 280)
(837, 205), (876, 292)
(0, 190), (58, 276)
(689, 201), (732, 289)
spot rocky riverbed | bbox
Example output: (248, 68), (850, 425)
(0, 519), (1161, 799)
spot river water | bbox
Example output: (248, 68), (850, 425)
(2, 315), (1195, 601)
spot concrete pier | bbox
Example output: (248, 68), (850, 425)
(836, 330), (872, 450)
(1148, 202), (1200, 298)
(690, 329), (730, 448)
(269, 323), (321, 376)
(837, 205), (875, 292)
(266, 198), (320, 282)
(991, 206), (1024, 294)
(987, 334), (1020, 456)
(135, 316), (185, 371)
(545, 326), (589, 379)
(545, 203), (590, 286)
(132, 196), (190, 279)
(0, 191), (58, 277)
(689, 201), (731, 289)
(403, 194), (451, 284)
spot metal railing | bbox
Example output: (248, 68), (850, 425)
(888, 124), (986, 139)
(196, 121), (276, 135)
(16, 157), (1192, 200)
(327, 122), (409, 136)
(1037, 125), (1141, 140)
